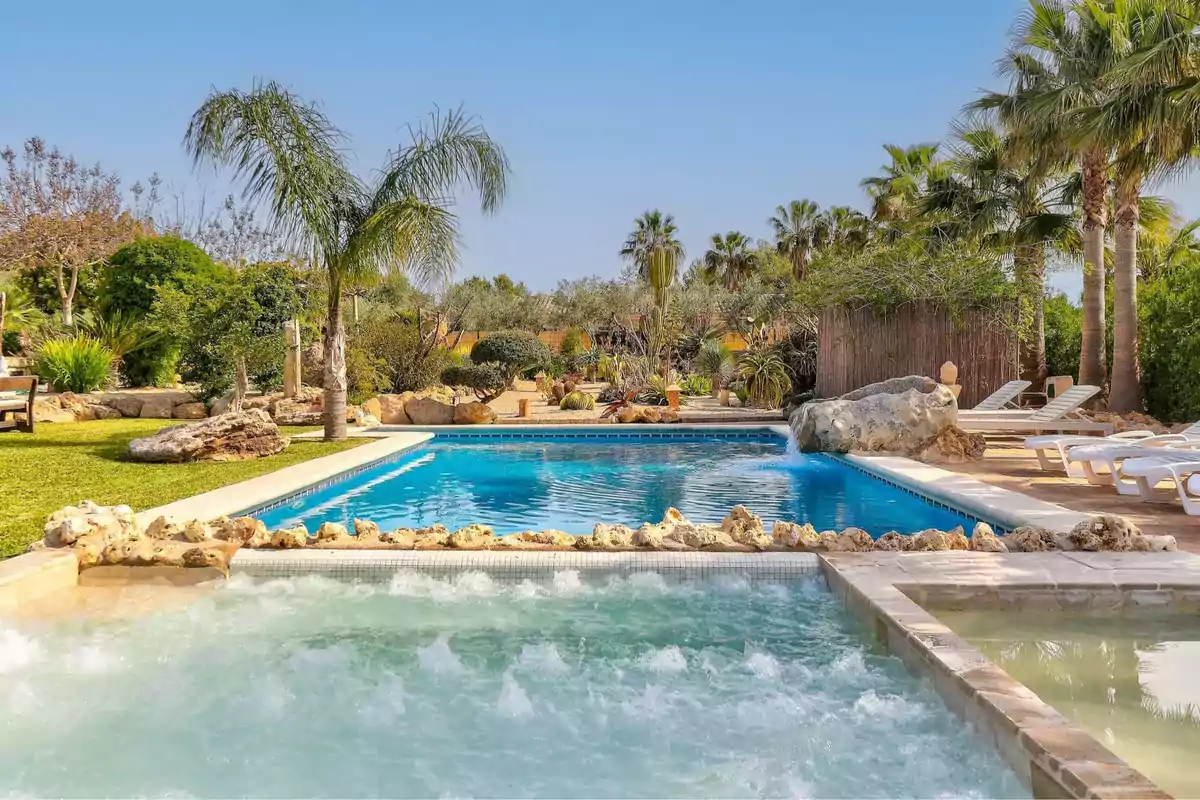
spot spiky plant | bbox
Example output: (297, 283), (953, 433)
(559, 390), (596, 411)
(738, 350), (791, 409)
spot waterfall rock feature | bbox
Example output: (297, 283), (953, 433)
(791, 382), (959, 455)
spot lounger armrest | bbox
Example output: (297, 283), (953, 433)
(1166, 440), (1200, 450)
(1110, 430), (1160, 440)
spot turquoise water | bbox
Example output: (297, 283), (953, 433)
(257, 435), (976, 535)
(0, 573), (1025, 797)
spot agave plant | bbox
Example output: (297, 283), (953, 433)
(80, 309), (163, 359)
(695, 338), (735, 390)
(637, 372), (686, 406)
(738, 350), (791, 409)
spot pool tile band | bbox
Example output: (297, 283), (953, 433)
(231, 549), (821, 583)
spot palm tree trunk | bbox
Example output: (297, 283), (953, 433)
(1079, 149), (1108, 394)
(1110, 181), (1142, 413)
(323, 282), (348, 441)
(1016, 245), (1047, 387)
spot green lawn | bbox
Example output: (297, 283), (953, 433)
(0, 420), (364, 557)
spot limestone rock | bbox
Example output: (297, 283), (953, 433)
(180, 520), (214, 543)
(577, 523), (634, 550)
(452, 401), (496, 425)
(814, 531), (839, 550)
(659, 409), (681, 424)
(270, 526), (309, 549)
(405, 398), (456, 425)
(314, 521), (350, 543)
(669, 523), (740, 551)
(516, 530), (577, 547)
(173, 402), (208, 420)
(215, 516), (268, 547)
(839, 375), (937, 401)
(353, 519), (381, 542)
(830, 527), (873, 552)
(103, 395), (145, 418)
(945, 526), (970, 551)
(72, 534), (106, 568)
(32, 396), (77, 423)
(271, 398), (324, 426)
(85, 403), (122, 420)
(969, 522), (1008, 553)
(874, 531), (910, 551)
(1068, 514), (1139, 552)
(145, 516), (182, 540)
(1008, 526), (1058, 553)
(127, 410), (289, 462)
(639, 407), (662, 424)
(182, 547), (226, 570)
(139, 395), (175, 419)
(43, 502), (137, 548)
(1137, 534), (1178, 552)
(633, 522), (667, 549)
(910, 528), (952, 551)
(721, 505), (771, 550)
(792, 383), (957, 454)
(447, 523), (495, 548)
(912, 426), (987, 464)
(361, 396), (383, 421)
(772, 521), (819, 549)
(377, 393), (415, 424)
(615, 406), (640, 424)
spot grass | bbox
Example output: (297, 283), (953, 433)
(0, 419), (364, 557)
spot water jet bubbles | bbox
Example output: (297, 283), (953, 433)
(551, 570), (584, 595)
(744, 648), (781, 679)
(416, 635), (465, 675)
(496, 671), (534, 718)
(640, 645), (687, 674)
(516, 642), (569, 675)
(0, 629), (43, 674)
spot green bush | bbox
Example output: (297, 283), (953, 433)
(442, 362), (507, 402)
(637, 374), (682, 406)
(1141, 259), (1200, 422)
(738, 350), (791, 408)
(471, 330), (551, 385)
(695, 338), (735, 388)
(346, 346), (391, 405)
(34, 336), (115, 393)
(679, 373), (712, 396)
(559, 329), (584, 358)
(351, 316), (453, 393)
(1043, 291), (1082, 382)
(101, 236), (227, 386)
(560, 390), (596, 410)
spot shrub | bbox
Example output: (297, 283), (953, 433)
(346, 346), (391, 405)
(34, 336), (115, 393)
(1043, 291), (1082, 382)
(101, 236), (227, 386)
(559, 328), (584, 357)
(352, 316), (454, 393)
(679, 373), (712, 396)
(560, 390), (596, 410)
(738, 350), (791, 408)
(695, 338), (735, 388)
(638, 373), (683, 406)
(442, 362), (507, 402)
(1141, 260), (1200, 422)
(471, 330), (551, 386)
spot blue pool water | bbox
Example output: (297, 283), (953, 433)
(257, 434), (976, 535)
(0, 572), (1027, 797)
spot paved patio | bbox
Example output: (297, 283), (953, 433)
(941, 442), (1200, 553)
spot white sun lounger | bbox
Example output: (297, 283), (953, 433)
(1024, 429), (1165, 476)
(1119, 455), (1200, 513)
(958, 385), (1110, 434)
(1066, 434), (1200, 495)
(966, 380), (1032, 412)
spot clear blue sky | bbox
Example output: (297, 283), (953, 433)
(4, 0), (1198, 298)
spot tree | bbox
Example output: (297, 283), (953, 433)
(620, 210), (684, 280)
(769, 199), (823, 281)
(185, 81), (510, 439)
(469, 330), (551, 386)
(921, 117), (1074, 384)
(1078, 0), (1200, 411)
(701, 231), (760, 290)
(0, 138), (143, 325)
(860, 143), (944, 223)
(975, 0), (1124, 395)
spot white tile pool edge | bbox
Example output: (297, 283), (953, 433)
(134, 433), (434, 526)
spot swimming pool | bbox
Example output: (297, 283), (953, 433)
(255, 433), (978, 536)
(0, 571), (1026, 797)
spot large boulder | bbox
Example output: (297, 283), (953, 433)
(405, 397), (456, 425)
(839, 375), (937, 402)
(454, 401), (496, 425)
(138, 394), (176, 419)
(173, 402), (208, 420)
(791, 382), (958, 455)
(127, 409), (290, 462)
(377, 393), (415, 424)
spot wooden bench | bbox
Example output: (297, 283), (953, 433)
(0, 376), (37, 433)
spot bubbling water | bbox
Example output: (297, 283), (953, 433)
(0, 572), (1026, 798)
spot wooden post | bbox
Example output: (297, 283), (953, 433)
(283, 319), (302, 398)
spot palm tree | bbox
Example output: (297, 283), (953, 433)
(922, 117), (1075, 384)
(620, 210), (684, 280)
(823, 205), (873, 252)
(768, 199), (823, 281)
(702, 231), (760, 290)
(185, 81), (509, 439)
(1078, 0), (1200, 411)
(974, 0), (1124, 396)
(860, 143), (944, 223)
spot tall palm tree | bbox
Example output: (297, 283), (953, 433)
(823, 205), (873, 251)
(974, 0), (1125, 396)
(768, 199), (823, 281)
(620, 210), (684, 280)
(702, 231), (760, 290)
(1078, 0), (1200, 411)
(185, 81), (509, 439)
(860, 143), (944, 223)
(922, 117), (1075, 384)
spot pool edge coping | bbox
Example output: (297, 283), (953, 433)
(818, 551), (1194, 800)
